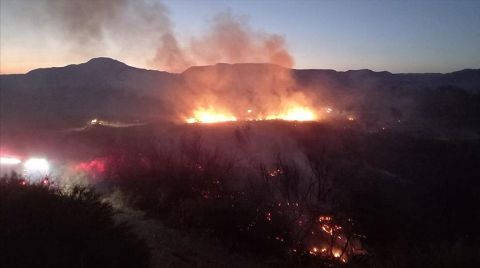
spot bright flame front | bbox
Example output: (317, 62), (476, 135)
(186, 106), (318, 123)
(265, 107), (317, 121)
(186, 107), (237, 124)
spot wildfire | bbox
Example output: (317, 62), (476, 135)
(186, 107), (237, 123)
(265, 106), (317, 121)
(186, 106), (318, 123)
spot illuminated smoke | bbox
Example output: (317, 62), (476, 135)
(152, 33), (192, 73)
(16, 1), (344, 124)
(174, 62), (321, 123)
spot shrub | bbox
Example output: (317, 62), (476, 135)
(0, 176), (149, 268)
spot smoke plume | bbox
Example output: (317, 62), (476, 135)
(26, 0), (293, 72)
(183, 12), (294, 69)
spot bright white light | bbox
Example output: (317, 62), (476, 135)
(0, 156), (22, 165)
(24, 158), (49, 174)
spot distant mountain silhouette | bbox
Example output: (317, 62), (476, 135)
(1, 58), (479, 131)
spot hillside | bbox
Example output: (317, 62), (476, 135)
(1, 58), (479, 132)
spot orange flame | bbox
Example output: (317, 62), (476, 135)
(264, 106), (317, 121)
(186, 107), (237, 123)
(186, 106), (318, 123)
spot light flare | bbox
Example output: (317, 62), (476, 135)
(24, 158), (50, 174)
(0, 156), (21, 165)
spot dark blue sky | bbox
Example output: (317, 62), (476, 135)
(1, 0), (479, 73)
(167, 0), (480, 72)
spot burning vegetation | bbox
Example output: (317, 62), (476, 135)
(46, 125), (373, 266)
(2, 113), (480, 267)
(185, 105), (318, 123)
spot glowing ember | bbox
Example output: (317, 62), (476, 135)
(304, 215), (366, 263)
(265, 212), (272, 222)
(321, 224), (334, 235)
(268, 168), (283, 177)
(319, 216), (332, 222)
(186, 107), (237, 123)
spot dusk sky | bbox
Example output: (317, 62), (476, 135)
(1, 0), (479, 74)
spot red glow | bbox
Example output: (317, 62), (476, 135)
(75, 158), (107, 174)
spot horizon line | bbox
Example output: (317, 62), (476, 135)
(0, 57), (478, 75)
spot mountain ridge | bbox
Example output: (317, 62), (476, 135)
(2, 57), (479, 76)
(1, 57), (479, 131)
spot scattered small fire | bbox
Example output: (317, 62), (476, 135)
(268, 168), (283, 177)
(303, 215), (366, 263)
(265, 211), (272, 222)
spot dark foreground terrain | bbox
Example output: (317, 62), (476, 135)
(1, 56), (480, 268)
(1, 120), (479, 267)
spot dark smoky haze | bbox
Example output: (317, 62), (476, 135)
(1, 1), (480, 268)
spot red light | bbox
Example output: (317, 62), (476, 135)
(75, 158), (107, 173)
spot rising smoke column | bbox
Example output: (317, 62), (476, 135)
(21, 0), (322, 122)
(28, 0), (178, 69)
(185, 11), (294, 69)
